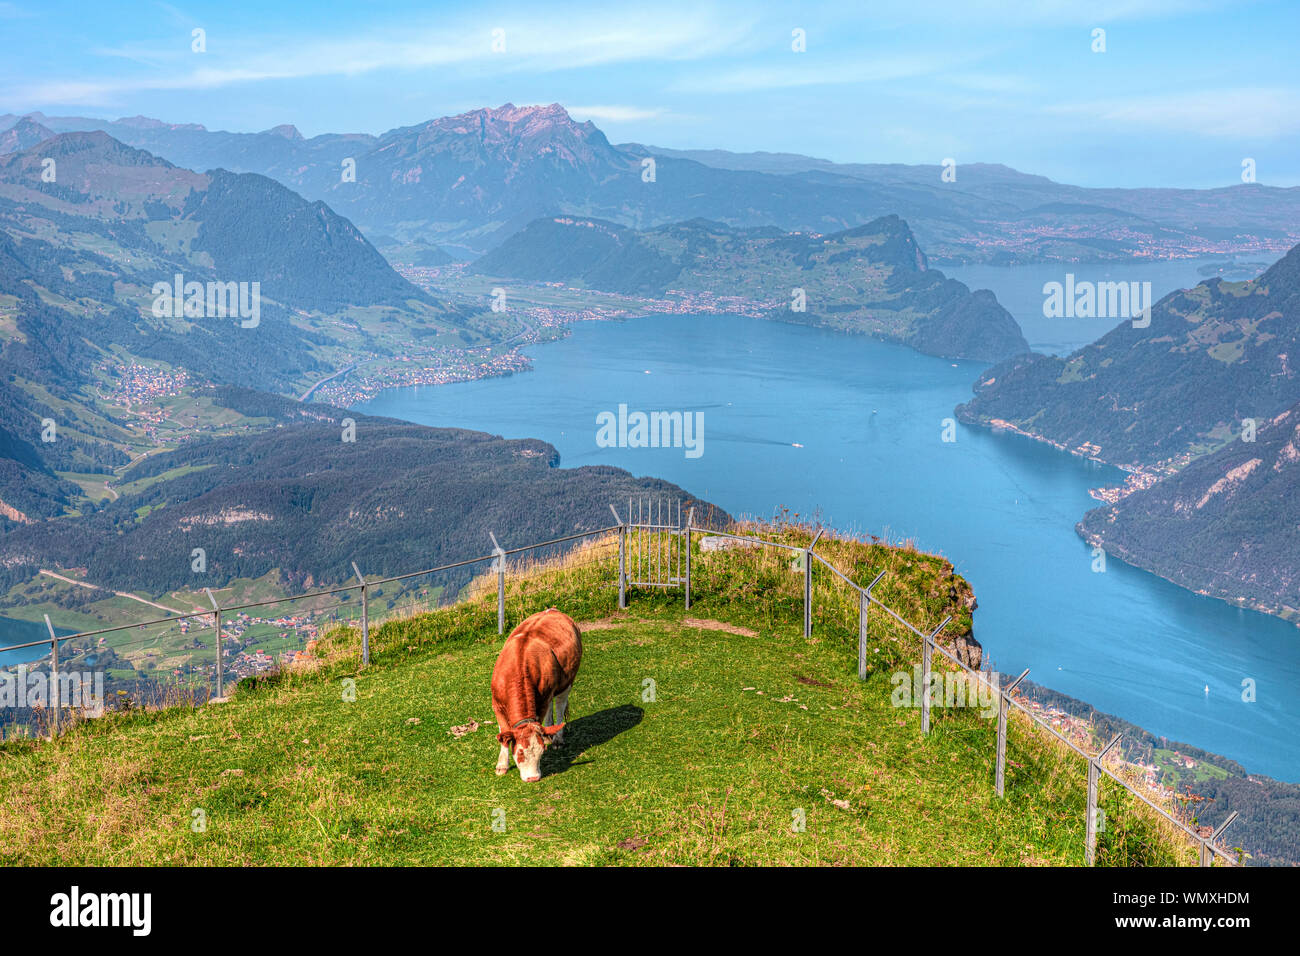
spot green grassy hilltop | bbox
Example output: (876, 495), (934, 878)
(0, 526), (1199, 866)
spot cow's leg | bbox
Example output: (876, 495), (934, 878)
(491, 702), (512, 780)
(552, 686), (571, 745)
(495, 741), (511, 775)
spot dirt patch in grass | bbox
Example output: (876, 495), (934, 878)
(575, 615), (632, 631)
(682, 618), (759, 638)
(796, 675), (833, 688)
(577, 614), (757, 639)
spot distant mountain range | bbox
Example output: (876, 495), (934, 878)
(472, 213), (1030, 362)
(5, 104), (1297, 264)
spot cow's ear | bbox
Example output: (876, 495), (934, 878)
(497, 731), (515, 746)
(542, 722), (564, 741)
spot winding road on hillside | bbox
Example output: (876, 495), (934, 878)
(38, 570), (187, 616)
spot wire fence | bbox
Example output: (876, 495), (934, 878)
(617, 500), (1239, 867)
(0, 522), (624, 739)
(0, 500), (1238, 867)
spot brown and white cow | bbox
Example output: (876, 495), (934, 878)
(491, 607), (583, 782)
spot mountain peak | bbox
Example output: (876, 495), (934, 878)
(0, 131), (182, 193)
(834, 214), (928, 271)
(114, 114), (207, 132)
(263, 123), (304, 141)
(0, 116), (55, 154)
(30, 130), (175, 168)
(417, 102), (600, 140)
(374, 102), (621, 177)
(489, 102), (570, 121)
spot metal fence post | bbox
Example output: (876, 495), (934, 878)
(857, 590), (867, 678)
(921, 629), (932, 734)
(803, 551), (811, 636)
(804, 529), (823, 638)
(351, 562), (369, 667)
(610, 505), (626, 609)
(859, 570), (885, 680)
(684, 506), (694, 610)
(43, 614), (59, 736)
(920, 616), (950, 735)
(1086, 759), (1099, 865)
(1086, 734), (1123, 865)
(654, 498), (659, 582)
(489, 532), (505, 635)
(996, 668), (1031, 797)
(205, 588), (223, 698)
(1202, 811), (1239, 867)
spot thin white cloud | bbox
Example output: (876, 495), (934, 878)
(672, 54), (957, 94)
(879, 125), (968, 156)
(852, 0), (1228, 25)
(1047, 88), (1300, 138)
(153, 2), (194, 26)
(944, 72), (1035, 94)
(2, 7), (757, 107)
(568, 104), (667, 122)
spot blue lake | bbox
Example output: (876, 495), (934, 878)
(0, 616), (73, 669)
(360, 309), (1300, 781)
(945, 257), (1247, 355)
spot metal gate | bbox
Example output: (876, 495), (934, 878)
(627, 496), (685, 588)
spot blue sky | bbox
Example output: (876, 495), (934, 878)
(1, 0), (1297, 188)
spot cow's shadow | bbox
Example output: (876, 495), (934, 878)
(541, 704), (643, 776)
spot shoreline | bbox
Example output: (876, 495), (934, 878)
(1075, 525), (1300, 629)
(309, 282), (1002, 410)
(959, 413), (1300, 630)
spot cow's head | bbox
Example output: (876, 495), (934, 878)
(498, 721), (563, 782)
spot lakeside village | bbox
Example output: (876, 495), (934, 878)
(308, 345), (531, 408)
(970, 416), (1178, 506)
(0, 609), (318, 715)
(168, 610), (321, 683)
(45, 610), (324, 689)
(301, 264), (780, 407)
(87, 268), (781, 413)
(1015, 693), (1220, 836)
